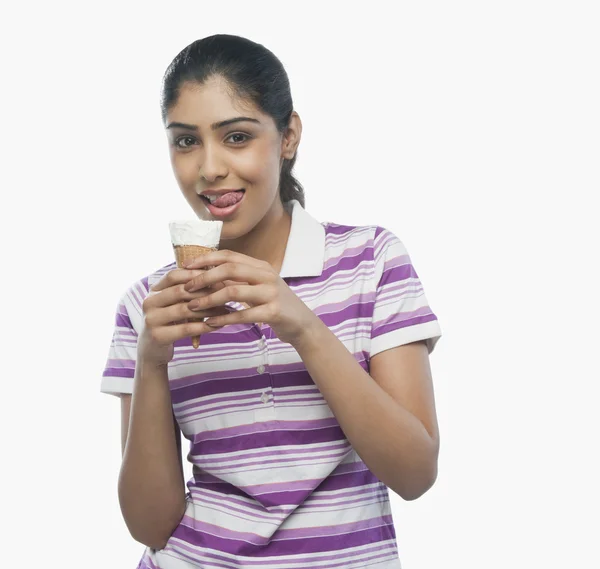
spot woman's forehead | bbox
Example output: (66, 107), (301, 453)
(168, 78), (262, 125)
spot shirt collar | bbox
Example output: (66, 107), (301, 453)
(279, 199), (326, 278)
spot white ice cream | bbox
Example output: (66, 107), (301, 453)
(169, 219), (223, 248)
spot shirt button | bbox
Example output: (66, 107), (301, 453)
(261, 391), (269, 404)
(257, 364), (265, 374)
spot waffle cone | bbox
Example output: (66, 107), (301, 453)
(173, 244), (216, 268)
(173, 244), (217, 349)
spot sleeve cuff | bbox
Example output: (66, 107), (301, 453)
(100, 376), (134, 397)
(370, 320), (442, 358)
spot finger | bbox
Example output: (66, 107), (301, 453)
(170, 306), (231, 325)
(147, 298), (231, 328)
(150, 320), (219, 345)
(183, 249), (270, 270)
(185, 263), (274, 292)
(146, 281), (226, 310)
(149, 269), (207, 292)
(188, 284), (273, 312)
(203, 305), (272, 328)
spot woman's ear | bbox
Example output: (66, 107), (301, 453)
(281, 111), (302, 159)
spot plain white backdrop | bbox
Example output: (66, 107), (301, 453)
(1, 1), (598, 567)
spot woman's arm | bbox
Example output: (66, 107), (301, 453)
(293, 320), (439, 501)
(118, 361), (186, 550)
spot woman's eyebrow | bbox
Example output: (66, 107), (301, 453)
(166, 117), (260, 131)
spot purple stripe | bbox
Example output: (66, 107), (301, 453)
(176, 389), (264, 413)
(171, 519), (396, 557)
(372, 313), (438, 339)
(102, 367), (134, 378)
(316, 467), (380, 493)
(296, 491), (389, 515)
(179, 400), (270, 424)
(177, 382), (327, 414)
(170, 372), (273, 403)
(323, 244), (374, 270)
(375, 304), (432, 322)
(105, 358), (134, 368)
(276, 514), (394, 539)
(180, 513), (393, 543)
(189, 488), (289, 518)
(191, 424), (346, 455)
(276, 402), (330, 411)
(379, 261), (418, 287)
(290, 266), (373, 297)
(309, 484), (386, 503)
(276, 394), (325, 404)
(178, 392), (277, 419)
(272, 386), (318, 397)
(195, 440), (350, 466)
(374, 225), (386, 240)
(163, 539), (397, 569)
(317, 291), (375, 318)
(172, 342), (264, 364)
(377, 279), (424, 301)
(381, 253), (411, 271)
(117, 329), (137, 338)
(302, 490), (389, 511)
(115, 311), (133, 328)
(325, 224), (373, 244)
(201, 446), (352, 473)
(317, 300), (374, 328)
(185, 494), (275, 523)
(191, 417), (340, 443)
(326, 222), (365, 236)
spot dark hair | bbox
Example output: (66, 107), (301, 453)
(160, 34), (305, 208)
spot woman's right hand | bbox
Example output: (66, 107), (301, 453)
(137, 268), (230, 368)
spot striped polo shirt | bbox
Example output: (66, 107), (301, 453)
(102, 199), (442, 569)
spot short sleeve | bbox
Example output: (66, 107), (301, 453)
(370, 227), (442, 358)
(100, 279), (147, 396)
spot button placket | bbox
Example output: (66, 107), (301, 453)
(254, 329), (276, 420)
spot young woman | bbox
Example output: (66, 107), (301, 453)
(102, 34), (443, 569)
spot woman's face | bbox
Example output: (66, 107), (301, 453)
(165, 76), (299, 242)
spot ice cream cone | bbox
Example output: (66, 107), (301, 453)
(169, 220), (223, 349)
(173, 245), (217, 348)
(173, 244), (216, 269)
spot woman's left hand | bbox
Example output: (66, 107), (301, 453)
(182, 250), (320, 346)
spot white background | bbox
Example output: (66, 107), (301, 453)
(1, 1), (598, 568)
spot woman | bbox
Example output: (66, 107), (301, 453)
(102, 34), (443, 569)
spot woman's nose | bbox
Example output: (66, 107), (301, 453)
(199, 145), (228, 181)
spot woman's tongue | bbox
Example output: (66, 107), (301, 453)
(210, 190), (244, 208)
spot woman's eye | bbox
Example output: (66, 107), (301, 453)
(227, 133), (250, 144)
(175, 136), (196, 149)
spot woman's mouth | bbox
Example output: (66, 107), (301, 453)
(199, 189), (246, 218)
